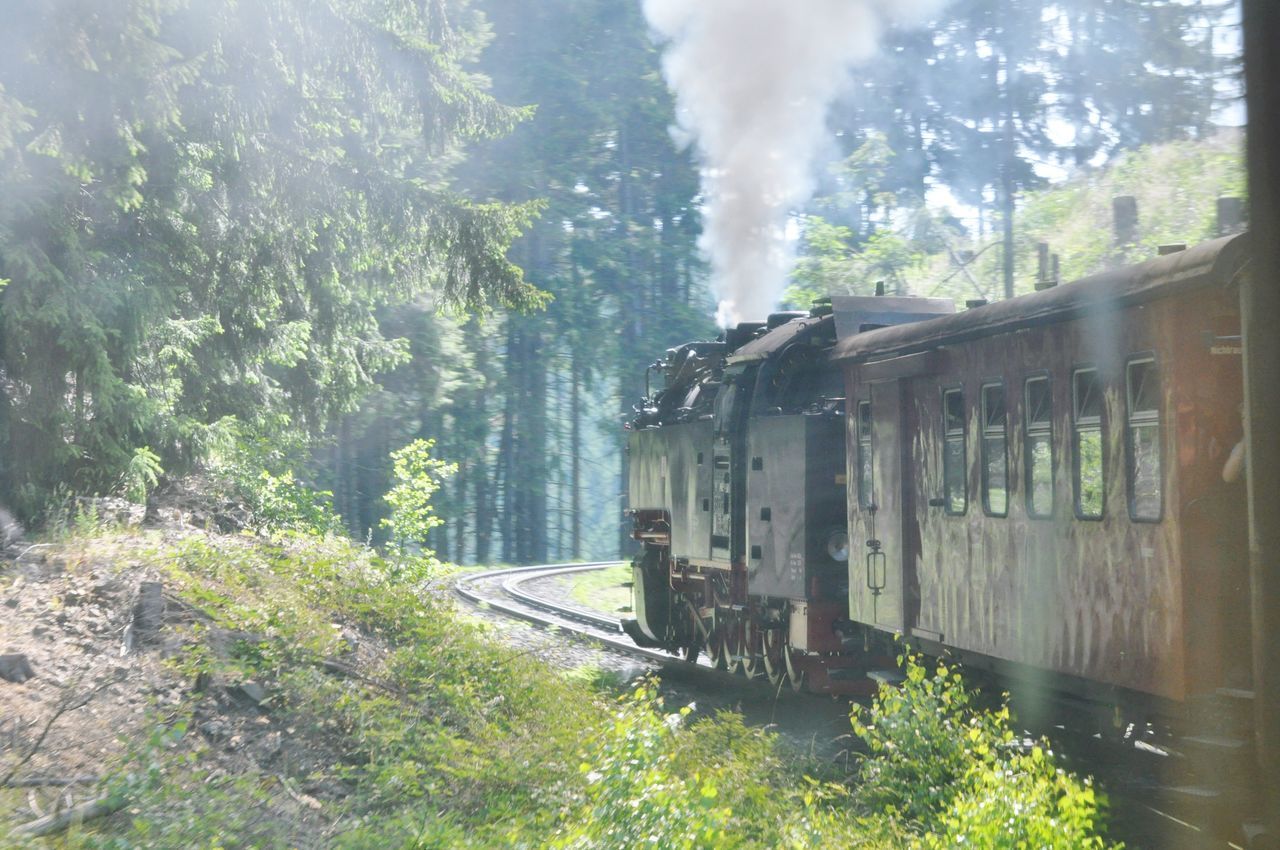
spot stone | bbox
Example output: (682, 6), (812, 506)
(199, 719), (230, 742)
(90, 579), (126, 603)
(0, 653), (35, 683)
(132, 581), (165, 634)
(233, 681), (268, 705)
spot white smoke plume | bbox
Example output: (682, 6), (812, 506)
(644, 0), (946, 327)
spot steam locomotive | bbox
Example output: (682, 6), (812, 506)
(622, 232), (1258, 824)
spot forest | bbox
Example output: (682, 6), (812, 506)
(0, 0), (1242, 562)
(1, 1), (1269, 848)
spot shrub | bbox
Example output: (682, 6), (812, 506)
(852, 654), (1117, 848)
(553, 684), (737, 850)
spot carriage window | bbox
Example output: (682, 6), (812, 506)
(1024, 376), (1053, 518)
(943, 388), (967, 515)
(1072, 368), (1104, 519)
(857, 401), (874, 509)
(981, 383), (1008, 516)
(1126, 358), (1162, 521)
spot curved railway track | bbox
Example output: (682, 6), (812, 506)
(453, 561), (678, 666)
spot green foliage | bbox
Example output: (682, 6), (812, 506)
(243, 470), (342, 537)
(0, 0), (542, 521)
(919, 745), (1110, 850)
(382, 438), (457, 551)
(807, 132), (1245, 306)
(554, 686), (735, 850)
(210, 422), (342, 535)
(852, 654), (1117, 848)
(120, 446), (163, 505)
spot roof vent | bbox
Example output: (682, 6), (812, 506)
(965, 299), (988, 309)
(1158, 243), (1187, 255)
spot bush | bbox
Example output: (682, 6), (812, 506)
(552, 685), (737, 850)
(852, 654), (1117, 848)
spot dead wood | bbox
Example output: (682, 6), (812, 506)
(12, 794), (126, 837)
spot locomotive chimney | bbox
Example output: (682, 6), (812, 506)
(1035, 242), (1051, 290)
(1217, 196), (1245, 236)
(1113, 195), (1138, 245)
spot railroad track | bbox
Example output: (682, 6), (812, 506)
(452, 561), (679, 666)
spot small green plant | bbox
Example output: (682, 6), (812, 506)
(553, 682), (737, 850)
(120, 446), (164, 505)
(382, 438), (457, 549)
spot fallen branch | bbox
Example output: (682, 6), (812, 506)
(11, 794), (126, 837)
(317, 658), (414, 699)
(276, 774), (323, 811)
(4, 774), (99, 788)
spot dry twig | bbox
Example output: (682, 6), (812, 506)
(12, 794), (126, 837)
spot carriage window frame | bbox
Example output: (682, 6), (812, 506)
(942, 386), (968, 516)
(856, 400), (874, 510)
(1023, 372), (1054, 519)
(980, 381), (1009, 517)
(1071, 365), (1106, 520)
(1125, 354), (1164, 523)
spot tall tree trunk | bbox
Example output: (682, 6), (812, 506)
(616, 113), (641, 559)
(498, 318), (518, 563)
(555, 360), (566, 560)
(454, 457), (468, 564)
(571, 348), (582, 560)
(526, 321), (548, 564)
(472, 328), (494, 564)
(999, 54), (1016, 301)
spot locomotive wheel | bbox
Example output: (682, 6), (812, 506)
(722, 613), (745, 675)
(761, 624), (787, 687)
(740, 620), (765, 679)
(683, 638), (701, 664)
(681, 604), (702, 664)
(783, 645), (806, 693)
(705, 612), (730, 670)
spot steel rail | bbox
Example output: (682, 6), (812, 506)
(452, 561), (687, 666)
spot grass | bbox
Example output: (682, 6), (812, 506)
(0, 525), (1119, 849)
(566, 564), (632, 615)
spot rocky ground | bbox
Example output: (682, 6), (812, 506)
(0, 528), (359, 841)
(0, 502), (856, 844)
(0, 515), (655, 842)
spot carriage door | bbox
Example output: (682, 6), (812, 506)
(849, 378), (919, 633)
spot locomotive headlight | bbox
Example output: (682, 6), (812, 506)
(826, 530), (850, 562)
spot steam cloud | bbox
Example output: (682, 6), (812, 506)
(644, 0), (946, 326)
